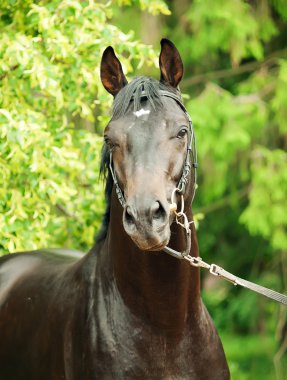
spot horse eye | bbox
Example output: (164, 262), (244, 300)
(104, 135), (109, 144)
(177, 127), (188, 139)
(104, 136), (115, 150)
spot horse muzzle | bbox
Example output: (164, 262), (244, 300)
(122, 199), (171, 251)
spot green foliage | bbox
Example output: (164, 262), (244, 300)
(241, 147), (287, 250)
(0, 109), (104, 251)
(186, 0), (277, 65)
(188, 83), (267, 201)
(220, 333), (287, 380)
(116, 0), (170, 15)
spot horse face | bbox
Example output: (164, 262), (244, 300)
(105, 97), (189, 251)
(101, 39), (189, 251)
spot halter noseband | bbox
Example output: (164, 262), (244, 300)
(109, 89), (198, 205)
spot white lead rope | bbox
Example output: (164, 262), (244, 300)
(184, 255), (287, 306)
(164, 190), (287, 307)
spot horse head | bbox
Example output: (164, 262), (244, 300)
(100, 39), (196, 252)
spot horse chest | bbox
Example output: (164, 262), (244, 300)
(86, 322), (228, 380)
(81, 288), (229, 380)
(88, 324), (196, 379)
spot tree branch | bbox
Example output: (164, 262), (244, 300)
(181, 48), (287, 88)
(56, 203), (74, 218)
(194, 186), (250, 215)
(0, 65), (19, 80)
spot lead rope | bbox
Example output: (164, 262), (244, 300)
(165, 189), (287, 306)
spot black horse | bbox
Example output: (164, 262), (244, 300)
(0, 39), (230, 379)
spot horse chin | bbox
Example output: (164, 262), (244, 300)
(129, 230), (170, 252)
(147, 242), (169, 252)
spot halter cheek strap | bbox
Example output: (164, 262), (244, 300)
(109, 152), (125, 208)
(157, 90), (198, 199)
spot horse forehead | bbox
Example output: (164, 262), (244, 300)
(126, 113), (165, 145)
(127, 104), (187, 141)
(108, 97), (187, 139)
(128, 98), (183, 132)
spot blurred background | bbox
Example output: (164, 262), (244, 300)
(0, 0), (286, 378)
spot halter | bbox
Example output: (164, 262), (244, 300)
(108, 89), (198, 257)
(109, 90), (198, 206)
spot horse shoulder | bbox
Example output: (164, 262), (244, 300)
(0, 250), (94, 380)
(188, 302), (230, 380)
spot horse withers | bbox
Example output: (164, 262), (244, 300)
(0, 39), (230, 379)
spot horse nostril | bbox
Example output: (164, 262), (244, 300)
(124, 206), (136, 227)
(124, 201), (167, 230)
(151, 201), (167, 222)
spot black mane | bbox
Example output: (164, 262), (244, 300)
(96, 76), (177, 243)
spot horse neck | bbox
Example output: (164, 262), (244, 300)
(104, 187), (201, 335)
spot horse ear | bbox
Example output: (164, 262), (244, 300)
(159, 39), (183, 88)
(100, 47), (128, 96)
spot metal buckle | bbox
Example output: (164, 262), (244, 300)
(210, 264), (220, 276)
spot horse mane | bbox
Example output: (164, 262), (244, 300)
(96, 76), (177, 243)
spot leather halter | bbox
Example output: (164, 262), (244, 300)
(108, 89), (198, 207)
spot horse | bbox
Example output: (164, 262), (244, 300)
(0, 39), (230, 379)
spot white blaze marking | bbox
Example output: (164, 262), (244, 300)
(133, 108), (150, 118)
